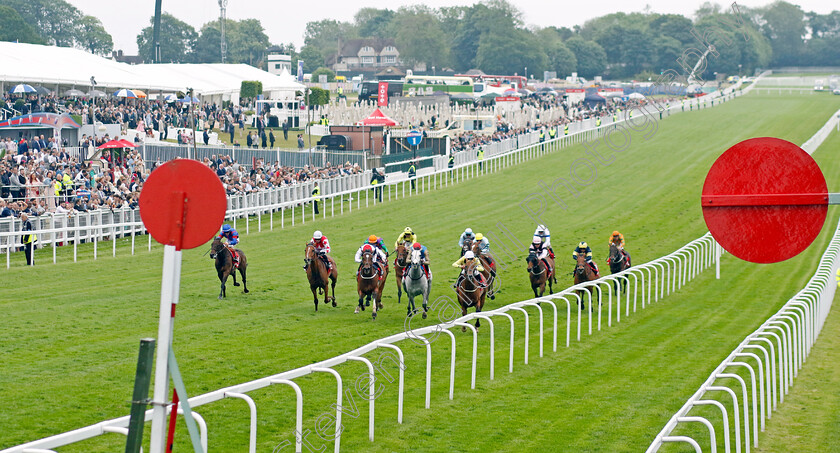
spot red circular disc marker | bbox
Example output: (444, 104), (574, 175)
(702, 137), (827, 263)
(139, 159), (227, 250)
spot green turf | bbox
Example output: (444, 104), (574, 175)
(1, 92), (839, 452)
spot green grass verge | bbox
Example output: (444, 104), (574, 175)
(1, 93), (839, 452)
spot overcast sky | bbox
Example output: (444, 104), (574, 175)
(67, 0), (836, 55)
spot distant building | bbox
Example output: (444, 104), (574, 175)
(111, 50), (143, 65)
(266, 45), (292, 75)
(331, 38), (401, 72)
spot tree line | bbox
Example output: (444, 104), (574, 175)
(0, 0), (837, 80)
(298, 0), (838, 79)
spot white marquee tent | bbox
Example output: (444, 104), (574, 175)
(0, 42), (305, 104)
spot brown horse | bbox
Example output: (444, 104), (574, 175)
(356, 250), (382, 320)
(394, 243), (409, 304)
(608, 242), (631, 294)
(461, 238), (473, 257)
(210, 237), (248, 299)
(526, 252), (553, 298)
(471, 242), (497, 300)
(454, 260), (487, 331)
(574, 253), (600, 310)
(305, 242), (337, 311)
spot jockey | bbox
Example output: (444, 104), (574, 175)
(408, 242), (432, 280)
(474, 232), (495, 273)
(475, 233), (490, 253)
(608, 230), (631, 266)
(534, 224), (554, 259)
(452, 250), (485, 288)
(528, 236), (552, 277)
(365, 234), (389, 256)
(218, 224), (240, 266)
(394, 226), (417, 250)
(355, 243), (387, 275)
(573, 241), (599, 274)
(458, 227), (476, 255)
(609, 230), (625, 249)
(304, 230), (331, 270)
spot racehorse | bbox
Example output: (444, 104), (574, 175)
(471, 242), (497, 300)
(454, 260), (487, 331)
(461, 238), (473, 257)
(402, 249), (430, 318)
(608, 242), (631, 294)
(304, 241), (337, 311)
(394, 243), (409, 304)
(526, 252), (553, 298)
(574, 253), (600, 310)
(210, 237), (249, 299)
(356, 250), (382, 320)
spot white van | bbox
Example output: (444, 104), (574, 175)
(814, 79), (825, 91)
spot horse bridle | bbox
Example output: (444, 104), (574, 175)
(406, 254), (425, 281)
(209, 241), (227, 260)
(528, 255), (545, 275)
(359, 252), (377, 280)
(611, 245), (626, 264)
(396, 246), (408, 267)
(304, 243), (315, 265)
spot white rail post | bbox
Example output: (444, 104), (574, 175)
(224, 392), (257, 453)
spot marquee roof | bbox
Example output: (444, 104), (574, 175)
(0, 42), (305, 96)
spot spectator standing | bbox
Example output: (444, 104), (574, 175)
(0, 164), (10, 199)
(297, 134), (304, 150)
(21, 212), (35, 265)
(269, 129), (276, 148)
(282, 120), (289, 140)
(311, 181), (321, 214)
(9, 166), (24, 199)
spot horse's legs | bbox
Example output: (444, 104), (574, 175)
(239, 266), (249, 293)
(312, 286), (319, 311)
(372, 291), (378, 320)
(397, 275), (402, 304)
(232, 269), (239, 286)
(461, 306), (468, 332)
(218, 271), (229, 299)
(422, 282), (429, 319)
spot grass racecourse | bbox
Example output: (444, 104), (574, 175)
(1, 91), (839, 452)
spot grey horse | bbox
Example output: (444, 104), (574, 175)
(402, 249), (431, 318)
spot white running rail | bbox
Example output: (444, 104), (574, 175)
(646, 105), (840, 453)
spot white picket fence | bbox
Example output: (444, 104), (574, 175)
(646, 105), (840, 453)
(0, 79), (752, 268)
(0, 231), (720, 453)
